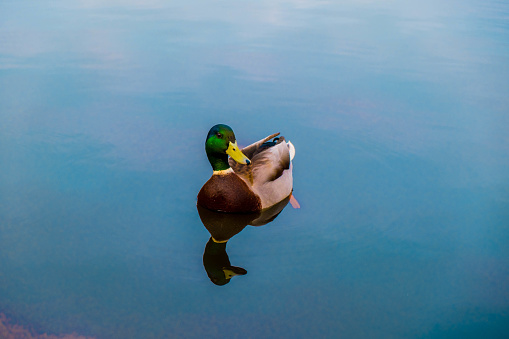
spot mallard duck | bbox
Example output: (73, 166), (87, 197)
(197, 124), (295, 213)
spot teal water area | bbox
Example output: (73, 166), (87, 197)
(1, 1), (508, 338)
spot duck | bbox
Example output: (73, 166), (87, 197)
(197, 124), (295, 213)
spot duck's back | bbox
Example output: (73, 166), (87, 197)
(230, 136), (294, 209)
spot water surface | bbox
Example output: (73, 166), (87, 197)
(1, 0), (508, 338)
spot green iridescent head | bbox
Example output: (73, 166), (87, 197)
(205, 124), (250, 171)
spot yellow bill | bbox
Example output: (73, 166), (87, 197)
(226, 141), (251, 165)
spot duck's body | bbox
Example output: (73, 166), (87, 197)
(197, 125), (295, 213)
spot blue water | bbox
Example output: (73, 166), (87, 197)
(1, 1), (508, 338)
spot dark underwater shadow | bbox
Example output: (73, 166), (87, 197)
(198, 196), (291, 286)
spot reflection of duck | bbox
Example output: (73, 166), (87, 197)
(198, 124), (295, 213)
(203, 239), (247, 286)
(199, 197), (290, 285)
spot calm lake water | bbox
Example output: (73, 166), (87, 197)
(1, 0), (508, 338)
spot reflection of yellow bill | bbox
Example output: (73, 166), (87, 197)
(223, 267), (247, 279)
(226, 141), (251, 165)
(223, 268), (241, 279)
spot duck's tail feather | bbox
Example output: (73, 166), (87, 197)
(287, 141), (296, 161)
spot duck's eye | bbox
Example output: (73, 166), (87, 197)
(216, 133), (222, 138)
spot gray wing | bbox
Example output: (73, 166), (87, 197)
(229, 134), (290, 184)
(238, 133), (280, 159)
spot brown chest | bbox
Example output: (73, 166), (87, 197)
(197, 173), (261, 213)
